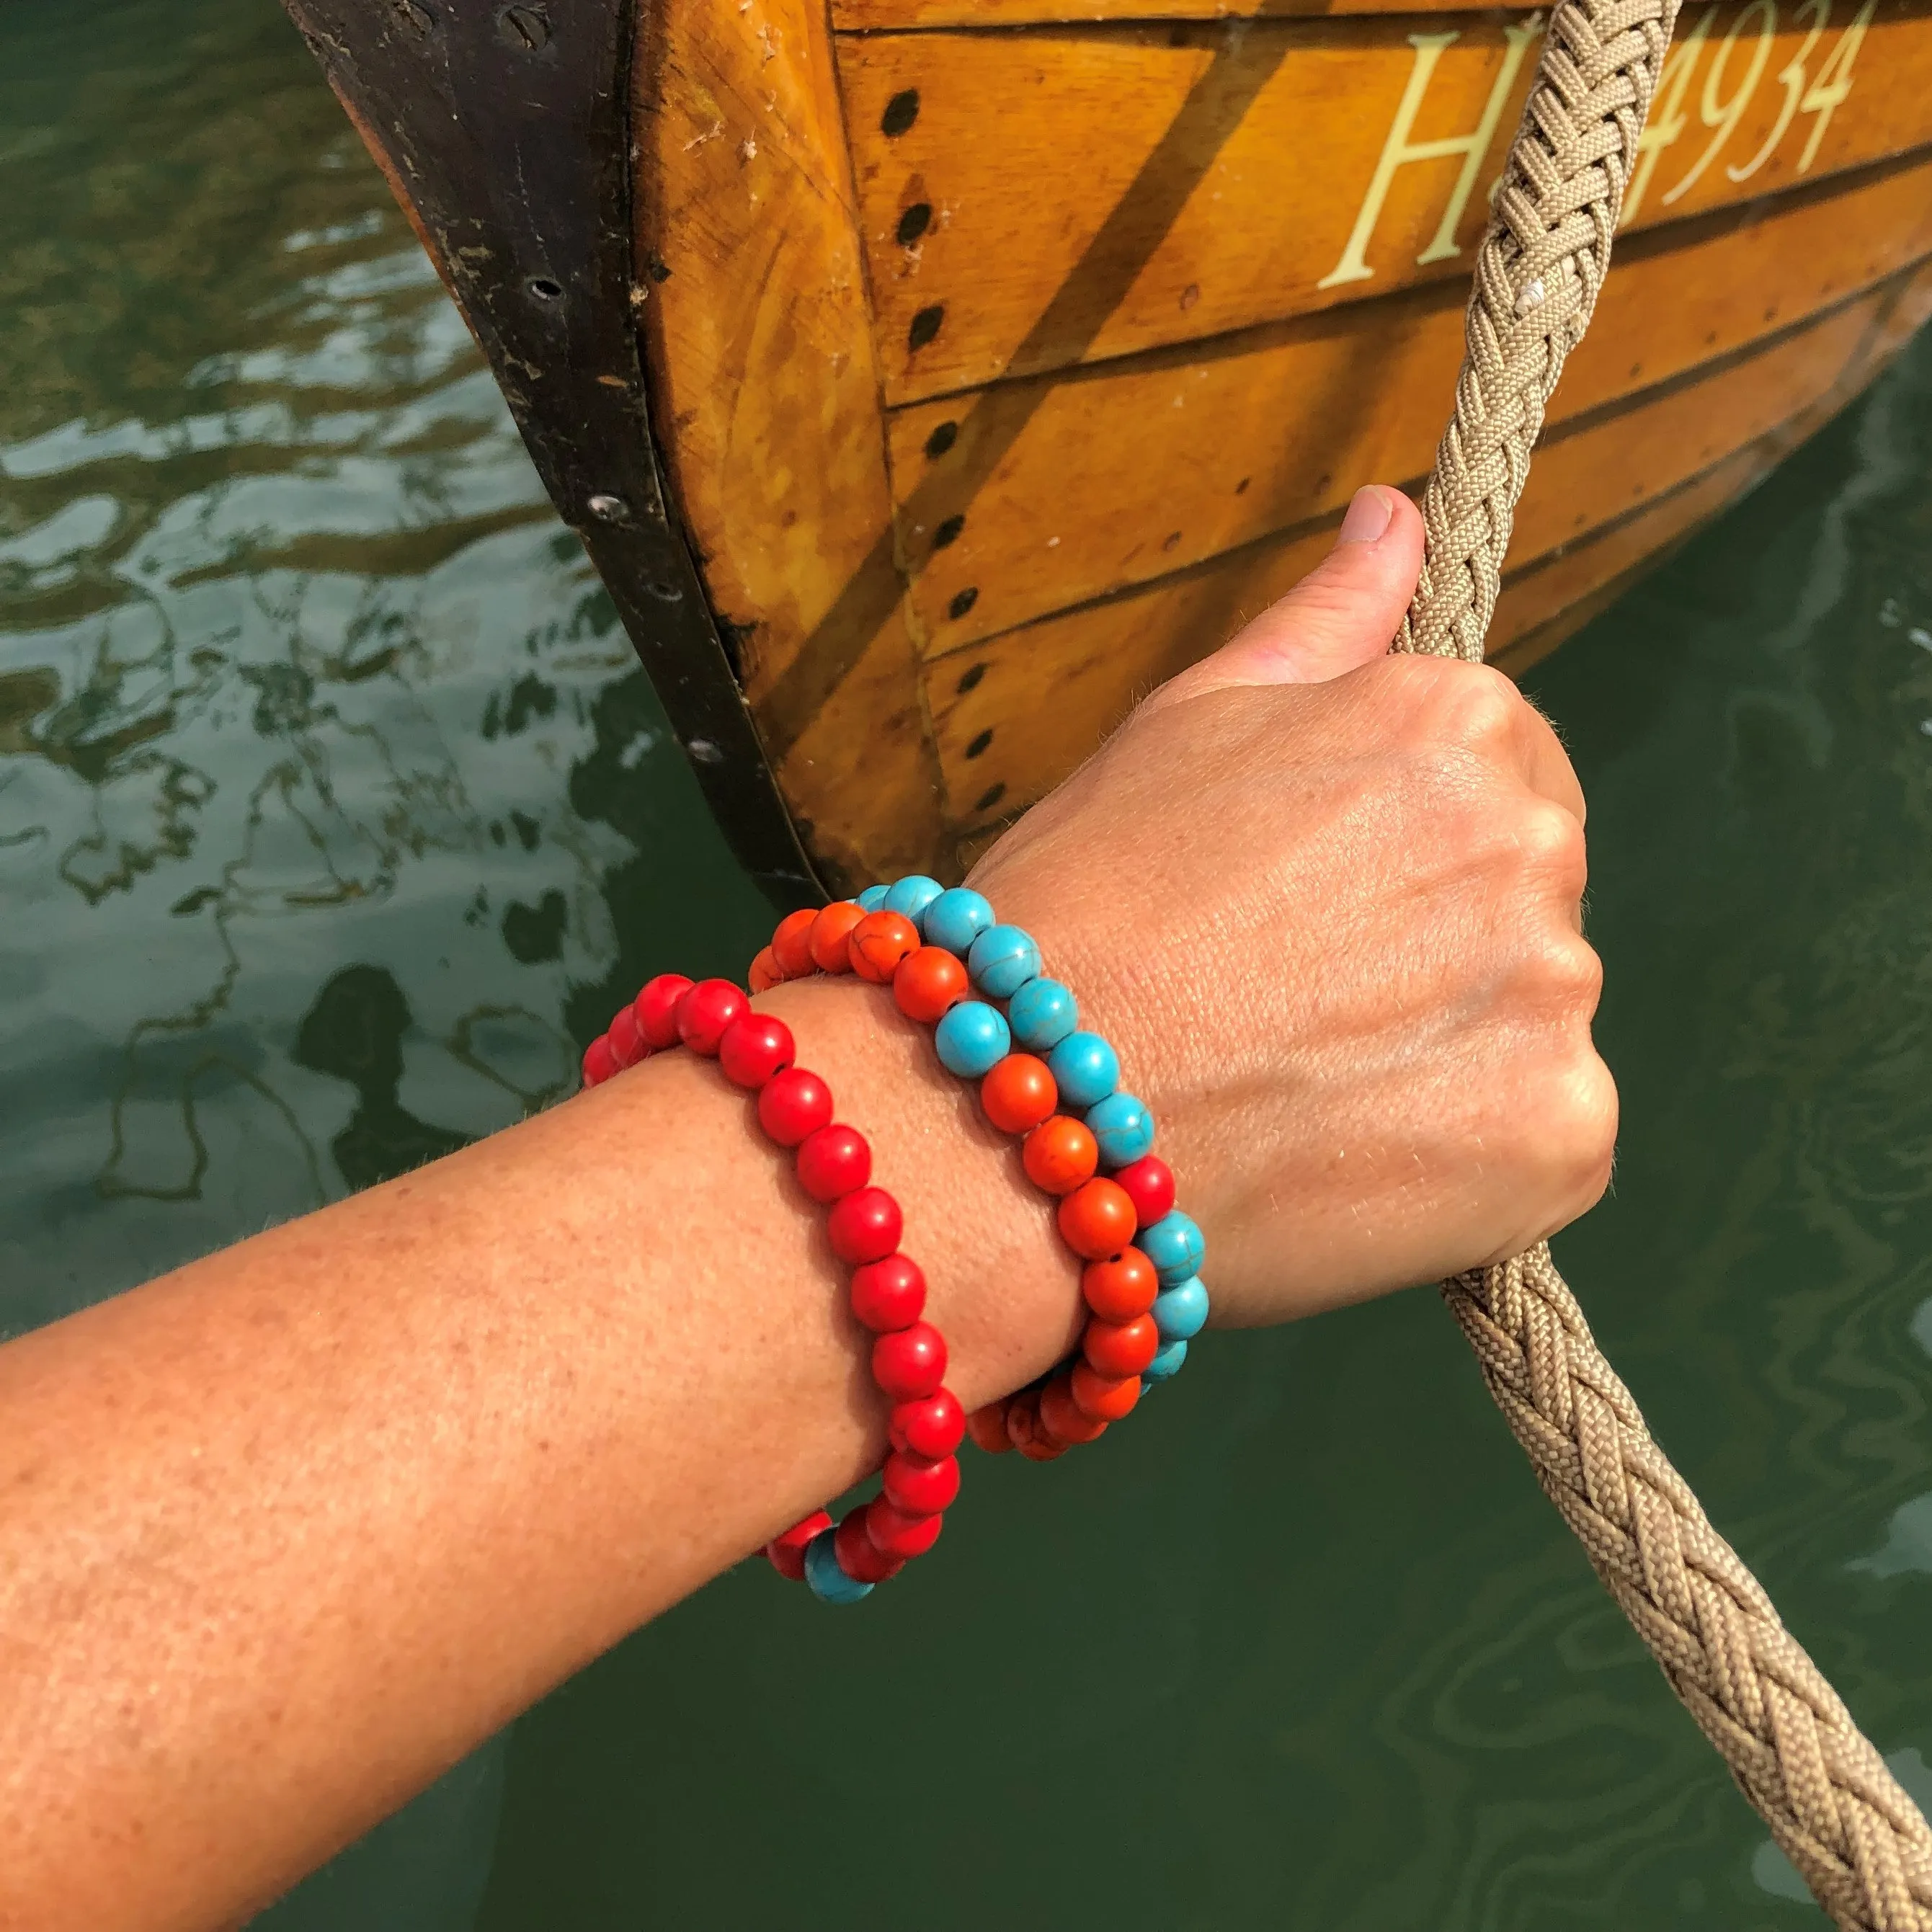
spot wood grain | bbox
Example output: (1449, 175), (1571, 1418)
(633, 0), (945, 889)
(887, 156), (1932, 651)
(836, 0), (1540, 27)
(925, 279), (1895, 828)
(950, 254), (1926, 880)
(1495, 254), (1932, 670)
(839, 0), (1932, 403)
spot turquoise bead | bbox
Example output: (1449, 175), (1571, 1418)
(1007, 976), (1077, 1051)
(1086, 1090), (1154, 1167)
(967, 923), (1041, 998)
(1047, 1030), (1119, 1110)
(1142, 1209), (1205, 1285)
(857, 883), (890, 912)
(803, 1531), (873, 1603)
(884, 874), (945, 930)
(923, 886), (995, 956)
(935, 1000), (1011, 1077)
(1152, 1275), (1209, 1341)
(1143, 1337), (1188, 1384)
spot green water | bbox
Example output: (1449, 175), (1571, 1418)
(5, 1), (1932, 1925)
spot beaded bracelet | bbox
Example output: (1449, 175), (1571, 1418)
(580, 971), (966, 1605)
(750, 874), (1211, 1463)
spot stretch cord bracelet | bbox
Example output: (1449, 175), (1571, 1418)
(579, 972), (968, 1606)
(748, 874), (1211, 1463)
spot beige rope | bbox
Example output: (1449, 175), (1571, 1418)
(1400, 2), (1932, 1923)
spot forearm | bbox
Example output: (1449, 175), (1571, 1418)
(0, 976), (1081, 1932)
(0, 491), (1613, 1931)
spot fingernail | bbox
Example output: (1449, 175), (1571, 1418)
(1338, 486), (1393, 546)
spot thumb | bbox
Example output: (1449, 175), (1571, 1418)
(1152, 486), (1425, 708)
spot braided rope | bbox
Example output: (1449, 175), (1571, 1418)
(1400, 3), (1932, 1922)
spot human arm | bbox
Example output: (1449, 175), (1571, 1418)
(0, 489), (1613, 1930)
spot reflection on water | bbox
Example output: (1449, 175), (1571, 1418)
(4, 0), (1932, 1927)
(0, 0), (770, 1345)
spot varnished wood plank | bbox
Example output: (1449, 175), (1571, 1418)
(1495, 255), (1932, 671)
(926, 279), (1892, 825)
(840, 0), (1932, 404)
(634, 0), (945, 890)
(1509, 287), (1879, 556)
(930, 525), (1337, 828)
(836, 0), (1539, 27)
(889, 156), (1932, 651)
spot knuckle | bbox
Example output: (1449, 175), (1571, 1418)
(1416, 659), (1521, 749)
(1544, 1051), (1619, 1211)
(1510, 796), (1588, 891)
(1516, 928), (1603, 1011)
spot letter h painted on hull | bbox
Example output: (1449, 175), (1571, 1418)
(1318, 18), (1545, 289)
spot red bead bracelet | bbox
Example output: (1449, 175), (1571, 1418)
(579, 972), (966, 1604)
(749, 891), (1202, 1464)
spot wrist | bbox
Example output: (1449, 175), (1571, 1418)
(756, 975), (1085, 1413)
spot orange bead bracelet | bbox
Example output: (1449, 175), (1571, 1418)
(749, 877), (1209, 1469)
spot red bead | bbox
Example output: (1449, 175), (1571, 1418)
(1071, 1361), (1141, 1421)
(893, 945), (970, 1024)
(866, 1497), (945, 1559)
(1005, 1394), (1067, 1461)
(1039, 1372), (1109, 1445)
(871, 1319), (947, 1399)
(828, 1185), (902, 1264)
(965, 1402), (1014, 1454)
(882, 1448), (961, 1515)
(757, 1067), (834, 1147)
(850, 910), (920, 985)
(765, 1509), (832, 1582)
(980, 1054), (1058, 1135)
(1114, 1154), (1176, 1228)
(748, 946), (782, 994)
(634, 974), (694, 1051)
(1023, 1115), (1098, 1195)
(582, 1036), (617, 1087)
(607, 1004), (645, 1069)
(809, 902), (866, 974)
(851, 1253), (926, 1332)
(891, 1388), (966, 1459)
(1083, 1312), (1160, 1377)
(771, 908), (819, 979)
(717, 1013), (794, 1090)
(1082, 1247), (1158, 1320)
(1057, 1177), (1139, 1260)
(834, 1510), (904, 1585)
(796, 1123), (873, 1202)
(677, 978), (747, 1056)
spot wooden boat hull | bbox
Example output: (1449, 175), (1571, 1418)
(285, 0), (1932, 896)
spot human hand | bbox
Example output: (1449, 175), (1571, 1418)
(969, 486), (1615, 1325)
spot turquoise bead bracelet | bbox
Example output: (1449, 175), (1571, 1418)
(754, 878), (1211, 1459)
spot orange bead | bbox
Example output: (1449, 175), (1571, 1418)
(965, 1401), (1014, 1454)
(748, 946), (782, 993)
(1039, 1372), (1108, 1446)
(894, 945), (970, 1024)
(1083, 1312), (1160, 1378)
(850, 909), (920, 984)
(1023, 1115), (1098, 1196)
(1082, 1246), (1157, 1321)
(771, 908), (819, 979)
(1072, 1361), (1141, 1422)
(980, 1054), (1058, 1136)
(1056, 1177), (1138, 1261)
(1005, 1394), (1067, 1461)
(809, 901), (865, 974)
